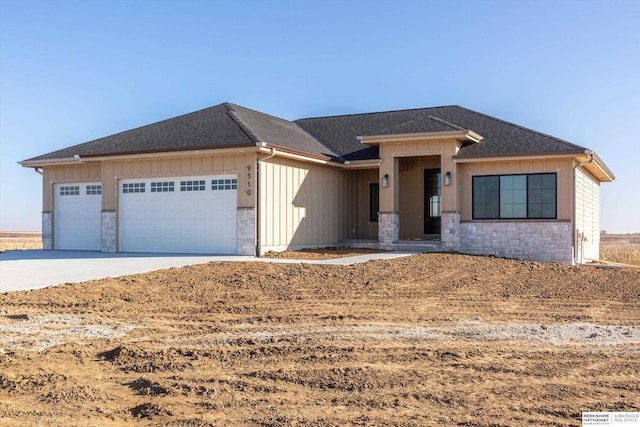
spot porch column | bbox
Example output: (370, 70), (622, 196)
(378, 155), (399, 243)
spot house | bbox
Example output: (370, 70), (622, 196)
(20, 103), (614, 264)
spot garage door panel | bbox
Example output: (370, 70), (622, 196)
(119, 176), (237, 254)
(54, 183), (102, 250)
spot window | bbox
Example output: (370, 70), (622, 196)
(59, 186), (79, 196)
(151, 181), (174, 192)
(123, 183), (145, 193)
(472, 173), (556, 219)
(212, 178), (238, 190)
(86, 185), (101, 195)
(370, 183), (379, 222)
(180, 180), (206, 191)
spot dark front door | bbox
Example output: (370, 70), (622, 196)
(424, 169), (441, 235)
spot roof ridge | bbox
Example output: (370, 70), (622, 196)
(291, 122), (344, 161)
(427, 115), (466, 131)
(452, 105), (587, 150)
(223, 102), (260, 143)
(373, 116), (461, 134)
(295, 105), (457, 121)
(227, 102), (343, 160)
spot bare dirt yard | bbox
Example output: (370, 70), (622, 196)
(262, 247), (386, 260)
(0, 253), (639, 426)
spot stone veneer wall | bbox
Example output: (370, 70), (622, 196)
(42, 211), (52, 250)
(237, 207), (256, 256)
(101, 210), (117, 253)
(440, 211), (460, 251)
(378, 212), (399, 244)
(458, 220), (573, 263)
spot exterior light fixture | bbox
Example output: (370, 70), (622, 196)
(444, 171), (451, 186)
(382, 174), (389, 188)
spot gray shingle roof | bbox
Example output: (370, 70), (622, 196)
(294, 105), (588, 161)
(25, 104), (255, 161)
(228, 103), (333, 158)
(24, 103), (589, 163)
(23, 103), (332, 162)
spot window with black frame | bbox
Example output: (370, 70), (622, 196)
(472, 173), (556, 219)
(370, 183), (379, 222)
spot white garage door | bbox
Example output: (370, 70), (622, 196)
(54, 183), (102, 250)
(119, 176), (237, 254)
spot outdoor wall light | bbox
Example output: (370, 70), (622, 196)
(382, 174), (389, 188)
(444, 171), (451, 186)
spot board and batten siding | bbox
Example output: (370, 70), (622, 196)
(457, 158), (574, 221)
(259, 156), (354, 253)
(42, 153), (256, 212)
(42, 164), (102, 212)
(101, 153), (256, 211)
(575, 167), (600, 261)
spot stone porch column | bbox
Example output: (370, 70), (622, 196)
(441, 210), (460, 251)
(379, 212), (399, 244)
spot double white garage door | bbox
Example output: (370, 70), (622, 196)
(53, 176), (237, 254)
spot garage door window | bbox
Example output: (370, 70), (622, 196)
(86, 185), (102, 195)
(151, 181), (174, 192)
(180, 180), (205, 191)
(59, 186), (80, 196)
(211, 178), (237, 190)
(123, 183), (145, 193)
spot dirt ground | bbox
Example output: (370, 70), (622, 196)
(0, 253), (639, 426)
(262, 247), (386, 260)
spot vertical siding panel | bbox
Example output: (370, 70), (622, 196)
(266, 161), (274, 246)
(212, 156), (223, 172)
(201, 156), (212, 173)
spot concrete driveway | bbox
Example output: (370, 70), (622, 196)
(0, 250), (417, 293)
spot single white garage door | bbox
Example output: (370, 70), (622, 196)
(54, 183), (102, 250)
(119, 176), (237, 254)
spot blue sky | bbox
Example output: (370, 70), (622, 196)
(1, 0), (638, 233)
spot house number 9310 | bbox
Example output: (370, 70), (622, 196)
(246, 165), (251, 196)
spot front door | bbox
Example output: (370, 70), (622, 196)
(424, 169), (441, 235)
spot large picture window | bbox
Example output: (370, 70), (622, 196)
(473, 173), (556, 219)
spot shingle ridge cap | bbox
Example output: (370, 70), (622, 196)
(290, 122), (344, 161)
(226, 103), (343, 159)
(426, 115), (466, 131)
(223, 103), (261, 143)
(373, 116), (462, 134)
(295, 105), (457, 122)
(87, 103), (233, 145)
(453, 105), (588, 151)
(23, 103), (236, 160)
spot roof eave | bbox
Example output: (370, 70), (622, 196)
(586, 151), (615, 182)
(22, 145), (260, 166)
(342, 158), (382, 169)
(453, 150), (615, 183)
(453, 151), (590, 162)
(20, 156), (84, 168)
(257, 142), (343, 167)
(358, 130), (483, 145)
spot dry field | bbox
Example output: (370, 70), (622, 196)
(600, 234), (640, 266)
(0, 231), (42, 252)
(0, 253), (639, 426)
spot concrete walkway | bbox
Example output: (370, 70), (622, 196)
(0, 250), (417, 293)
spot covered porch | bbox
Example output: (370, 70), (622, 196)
(356, 129), (482, 251)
